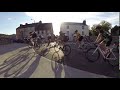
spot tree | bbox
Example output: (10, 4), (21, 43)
(90, 20), (112, 36)
(99, 20), (112, 32)
(91, 24), (99, 36)
(111, 25), (120, 36)
(89, 30), (92, 36)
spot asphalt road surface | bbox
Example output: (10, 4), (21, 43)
(34, 42), (119, 78)
(0, 43), (119, 78)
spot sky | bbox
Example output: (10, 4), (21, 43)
(0, 12), (119, 35)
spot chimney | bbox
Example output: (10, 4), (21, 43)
(39, 21), (42, 23)
(20, 24), (23, 27)
(83, 20), (86, 25)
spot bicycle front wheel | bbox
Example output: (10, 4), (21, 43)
(63, 45), (71, 56)
(85, 48), (100, 62)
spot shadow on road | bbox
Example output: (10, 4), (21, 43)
(66, 48), (119, 78)
(0, 47), (42, 78)
(17, 55), (41, 78)
(50, 51), (72, 78)
(0, 43), (28, 55)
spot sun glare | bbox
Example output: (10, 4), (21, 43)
(53, 22), (62, 35)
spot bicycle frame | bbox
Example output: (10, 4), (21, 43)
(92, 44), (117, 60)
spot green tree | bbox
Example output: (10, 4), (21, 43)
(89, 30), (92, 36)
(91, 24), (99, 36)
(91, 20), (112, 36)
(99, 20), (112, 32)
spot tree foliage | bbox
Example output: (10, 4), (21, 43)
(90, 20), (112, 36)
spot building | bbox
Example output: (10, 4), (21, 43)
(16, 21), (54, 41)
(60, 20), (89, 41)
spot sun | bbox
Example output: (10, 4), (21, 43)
(52, 22), (62, 35)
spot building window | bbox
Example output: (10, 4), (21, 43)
(82, 31), (84, 35)
(67, 25), (69, 29)
(82, 26), (84, 29)
(42, 31), (44, 34)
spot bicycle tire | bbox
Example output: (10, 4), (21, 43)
(52, 52), (60, 62)
(106, 53), (119, 67)
(54, 43), (61, 52)
(63, 45), (71, 56)
(85, 48), (100, 62)
(81, 43), (89, 53)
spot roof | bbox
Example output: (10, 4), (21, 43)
(61, 22), (87, 26)
(35, 23), (53, 30)
(16, 23), (37, 29)
(16, 22), (53, 30)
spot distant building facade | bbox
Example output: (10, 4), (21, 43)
(60, 20), (89, 41)
(16, 21), (54, 41)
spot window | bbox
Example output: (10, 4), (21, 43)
(82, 31), (84, 35)
(67, 25), (69, 29)
(82, 26), (84, 29)
(42, 31), (44, 34)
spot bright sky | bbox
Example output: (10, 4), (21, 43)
(0, 12), (119, 35)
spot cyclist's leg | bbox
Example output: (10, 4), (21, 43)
(78, 37), (82, 48)
(105, 38), (112, 55)
(31, 38), (34, 46)
(47, 37), (51, 46)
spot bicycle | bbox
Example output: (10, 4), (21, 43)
(72, 37), (95, 53)
(85, 42), (119, 66)
(51, 52), (68, 65)
(53, 38), (71, 56)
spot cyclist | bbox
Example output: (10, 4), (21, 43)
(59, 31), (66, 46)
(29, 31), (37, 47)
(74, 30), (83, 48)
(47, 33), (52, 46)
(94, 25), (112, 56)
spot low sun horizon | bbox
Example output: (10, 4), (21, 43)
(0, 12), (119, 35)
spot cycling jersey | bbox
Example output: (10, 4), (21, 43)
(76, 32), (81, 39)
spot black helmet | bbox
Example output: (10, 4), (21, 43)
(75, 30), (78, 33)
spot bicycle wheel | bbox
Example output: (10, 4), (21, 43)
(81, 43), (89, 53)
(52, 52), (60, 62)
(85, 48), (100, 62)
(54, 43), (60, 52)
(63, 45), (71, 56)
(106, 53), (119, 67)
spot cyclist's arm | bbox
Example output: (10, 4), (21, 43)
(95, 33), (102, 43)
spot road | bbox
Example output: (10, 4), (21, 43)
(0, 43), (119, 78)
(35, 42), (119, 78)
